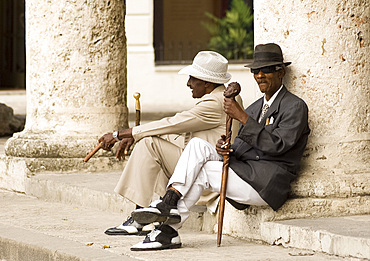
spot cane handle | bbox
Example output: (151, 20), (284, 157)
(133, 92), (141, 111)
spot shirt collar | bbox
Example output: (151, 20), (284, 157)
(263, 85), (283, 107)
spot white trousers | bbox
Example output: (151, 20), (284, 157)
(169, 137), (268, 230)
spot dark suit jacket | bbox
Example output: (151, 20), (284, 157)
(229, 86), (310, 210)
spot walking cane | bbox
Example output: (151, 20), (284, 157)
(83, 142), (102, 162)
(133, 92), (141, 126)
(83, 92), (141, 162)
(217, 82), (241, 247)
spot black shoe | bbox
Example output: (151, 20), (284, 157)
(104, 216), (155, 236)
(130, 224), (182, 251)
(131, 199), (181, 225)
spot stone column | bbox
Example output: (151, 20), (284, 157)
(218, 0), (369, 242)
(3, 0), (128, 190)
(253, 0), (369, 214)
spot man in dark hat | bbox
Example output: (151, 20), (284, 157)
(129, 43), (310, 251)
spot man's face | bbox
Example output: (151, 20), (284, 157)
(253, 66), (285, 100)
(187, 76), (207, 98)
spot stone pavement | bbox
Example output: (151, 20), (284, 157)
(0, 189), (360, 261)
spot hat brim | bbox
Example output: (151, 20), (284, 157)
(244, 61), (291, 69)
(178, 65), (231, 84)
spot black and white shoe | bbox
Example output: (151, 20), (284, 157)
(104, 216), (155, 236)
(130, 224), (182, 251)
(131, 199), (181, 225)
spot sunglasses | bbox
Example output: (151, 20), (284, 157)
(251, 65), (282, 74)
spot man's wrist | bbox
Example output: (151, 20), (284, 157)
(112, 131), (120, 142)
(239, 113), (249, 125)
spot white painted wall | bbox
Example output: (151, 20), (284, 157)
(125, 0), (261, 116)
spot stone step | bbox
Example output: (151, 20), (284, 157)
(22, 171), (370, 260)
(261, 215), (370, 260)
(216, 199), (370, 260)
(0, 190), (346, 261)
(24, 171), (205, 232)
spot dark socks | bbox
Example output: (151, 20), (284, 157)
(158, 224), (177, 235)
(162, 187), (181, 207)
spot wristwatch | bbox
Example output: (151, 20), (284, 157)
(112, 131), (120, 142)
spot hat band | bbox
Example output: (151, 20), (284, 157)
(254, 52), (283, 63)
(192, 63), (228, 79)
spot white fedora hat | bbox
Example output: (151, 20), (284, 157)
(178, 51), (232, 84)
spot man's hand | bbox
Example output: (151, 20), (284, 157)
(224, 97), (249, 125)
(115, 137), (135, 161)
(98, 128), (134, 152)
(216, 135), (233, 156)
(98, 133), (116, 151)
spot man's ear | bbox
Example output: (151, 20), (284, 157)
(279, 69), (286, 79)
(204, 81), (212, 88)
(204, 82), (216, 93)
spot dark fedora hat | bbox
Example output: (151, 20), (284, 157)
(244, 43), (291, 69)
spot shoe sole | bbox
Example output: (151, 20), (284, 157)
(104, 230), (150, 236)
(131, 211), (181, 225)
(131, 243), (182, 251)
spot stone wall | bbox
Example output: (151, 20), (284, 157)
(253, 0), (369, 203)
(214, 0), (370, 241)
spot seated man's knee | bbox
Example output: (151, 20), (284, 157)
(132, 136), (154, 151)
(188, 137), (212, 148)
(189, 137), (204, 145)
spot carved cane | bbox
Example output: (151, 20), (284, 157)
(83, 92), (142, 162)
(217, 82), (241, 247)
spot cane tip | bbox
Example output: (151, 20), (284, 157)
(133, 92), (141, 99)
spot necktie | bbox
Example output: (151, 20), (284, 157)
(258, 104), (269, 123)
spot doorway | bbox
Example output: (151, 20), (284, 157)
(0, 0), (25, 90)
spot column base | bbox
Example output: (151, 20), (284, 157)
(0, 155), (125, 192)
(5, 130), (115, 158)
(1, 130), (126, 192)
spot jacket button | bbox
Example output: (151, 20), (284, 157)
(256, 156), (260, 160)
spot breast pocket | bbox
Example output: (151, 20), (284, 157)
(265, 115), (278, 132)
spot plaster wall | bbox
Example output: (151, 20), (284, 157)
(215, 0), (370, 242)
(125, 0), (261, 116)
(253, 0), (369, 189)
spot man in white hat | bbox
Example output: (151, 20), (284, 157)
(98, 51), (242, 236)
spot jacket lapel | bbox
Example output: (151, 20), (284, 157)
(264, 86), (287, 120)
(251, 98), (264, 121)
